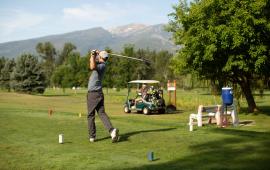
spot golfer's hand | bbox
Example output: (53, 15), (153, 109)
(90, 49), (99, 70)
(91, 49), (99, 57)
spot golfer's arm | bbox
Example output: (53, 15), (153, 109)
(89, 55), (96, 70)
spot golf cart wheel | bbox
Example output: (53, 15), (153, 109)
(143, 107), (150, 115)
(124, 106), (131, 113)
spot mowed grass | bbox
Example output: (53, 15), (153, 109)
(0, 88), (270, 170)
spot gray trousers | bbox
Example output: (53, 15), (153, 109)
(87, 91), (114, 138)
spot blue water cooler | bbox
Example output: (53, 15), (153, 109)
(221, 87), (233, 126)
(222, 87), (233, 106)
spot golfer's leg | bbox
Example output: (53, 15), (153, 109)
(87, 93), (96, 138)
(96, 98), (114, 133)
(87, 111), (96, 138)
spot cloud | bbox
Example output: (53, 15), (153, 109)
(62, 4), (125, 22)
(0, 9), (45, 42)
(60, 2), (160, 30)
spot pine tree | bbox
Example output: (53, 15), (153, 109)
(0, 59), (15, 91)
(11, 54), (47, 94)
(0, 57), (6, 72)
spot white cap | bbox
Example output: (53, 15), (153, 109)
(99, 51), (109, 59)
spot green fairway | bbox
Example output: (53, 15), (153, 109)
(0, 89), (270, 170)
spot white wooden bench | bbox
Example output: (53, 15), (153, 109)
(189, 104), (238, 131)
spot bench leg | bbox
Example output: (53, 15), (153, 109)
(215, 111), (221, 126)
(197, 105), (203, 127)
(189, 116), (193, 131)
(231, 110), (239, 126)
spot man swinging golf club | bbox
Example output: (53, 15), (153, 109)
(87, 49), (119, 143)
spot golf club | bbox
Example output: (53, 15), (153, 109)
(109, 53), (152, 65)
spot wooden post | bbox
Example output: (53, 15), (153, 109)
(174, 80), (176, 107)
(48, 108), (53, 117)
(167, 80), (171, 104)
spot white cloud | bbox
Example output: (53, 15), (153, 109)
(62, 3), (127, 23)
(0, 9), (45, 42)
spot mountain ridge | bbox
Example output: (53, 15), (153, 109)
(0, 24), (177, 58)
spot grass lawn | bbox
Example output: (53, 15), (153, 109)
(0, 88), (270, 170)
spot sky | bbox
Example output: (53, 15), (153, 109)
(0, 0), (184, 43)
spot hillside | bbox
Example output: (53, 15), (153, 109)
(0, 24), (177, 58)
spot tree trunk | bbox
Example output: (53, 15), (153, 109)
(238, 79), (258, 113)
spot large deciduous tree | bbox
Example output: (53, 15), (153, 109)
(152, 50), (174, 85)
(168, 0), (270, 112)
(51, 52), (88, 90)
(57, 42), (77, 65)
(36, 42), (56, 84)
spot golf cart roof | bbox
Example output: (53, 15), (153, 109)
(128, 80), (160, 84)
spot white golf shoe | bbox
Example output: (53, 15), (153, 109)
(110, 128), (119, 143)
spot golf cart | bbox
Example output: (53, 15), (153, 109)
(124, 80), (166, 115)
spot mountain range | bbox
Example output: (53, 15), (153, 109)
(0, 24), (178, 58)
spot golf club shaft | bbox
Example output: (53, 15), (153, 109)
(109, 53), (150, 63)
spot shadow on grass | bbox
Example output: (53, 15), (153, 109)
(148, 110), (184, 115)
(253, 93), (270, 97)
(238, 120), (255, 126)
(129, 110), (183, 115)
(239, 106), (270, 116)
(257, 106), (270, 116)
(115, 128), (270, 170)
(199, 93), (270, 97)
(96, 128), (176, 142)
(166, 109), (184, 114)
(42, 94), (72, 97)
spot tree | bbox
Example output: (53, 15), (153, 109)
(36, 42), (56, 63)
(0, 57), (7, 89)
(0, 57), (6, 72)
(134, 49), (154, 81)
(168, 0), (270, 112)
(51, 65), (73, 91)
(51, 51), (89, 90)
(57, 42), (77, 65)
(76, 54), (89, 87)
(112, 44), (137, 88)
(11, 54), (46, 94)
(153, 50), (174, 85)
(36, 42), (56, 84)
(0, 59), (15, 91)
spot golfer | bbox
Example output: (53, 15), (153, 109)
(134, 84), (148, 107)
(87, 50), (119, 143)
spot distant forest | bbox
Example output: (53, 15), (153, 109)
(0, 42), (198, 93)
